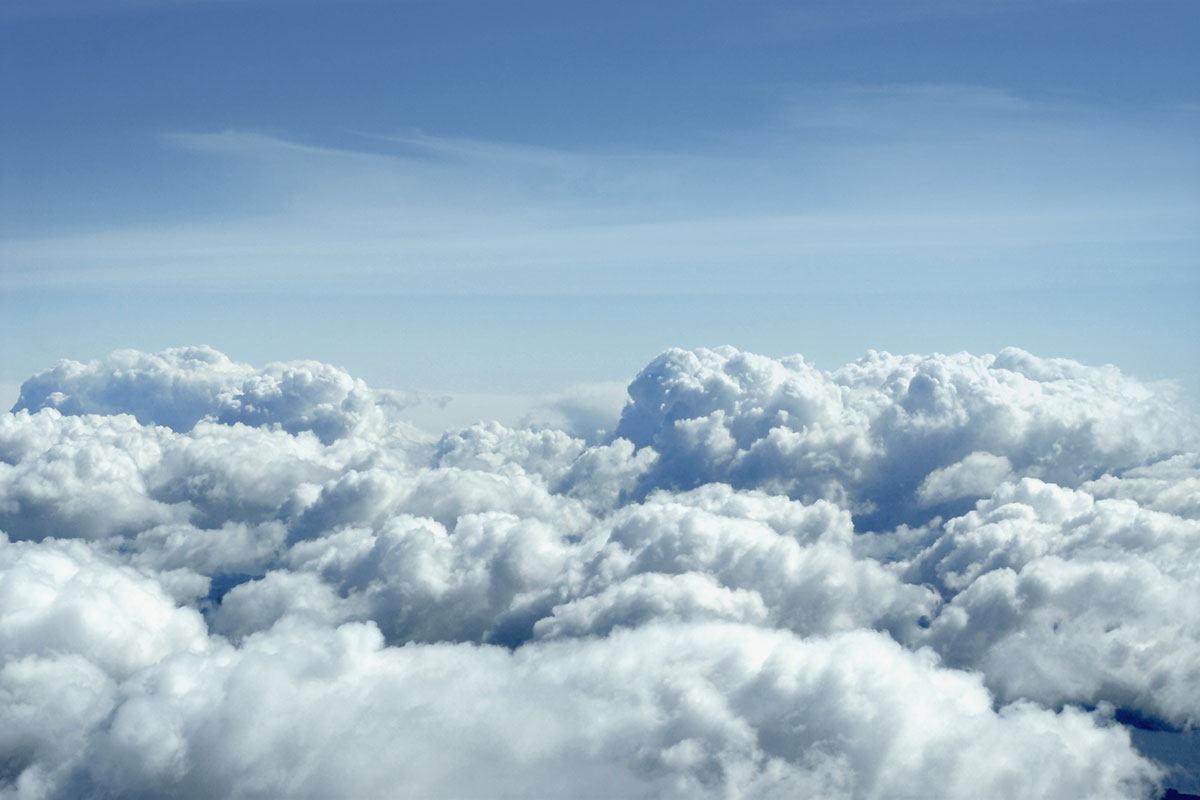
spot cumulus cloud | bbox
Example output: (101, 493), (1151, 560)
(1, 614), (1166, 799)
(616, 345), (1194, 529)
(916, 451), (1014, 506)
(2, 344), (1197, 797)
(12, 346), (401, 445)
(1083, 453), (1200, 520)
(909, 478), (1200, 727)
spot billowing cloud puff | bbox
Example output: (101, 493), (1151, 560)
(2, 614), (1164, 799)
(910, 478), (1200, 727)
(434, 421), (657, 508)
(1083, 453), (1200, 520)
(0, 535), (208, 677)
(12, 346), (395, 444)
(536, 485), (938, 643)
(616, 346), (1194, 529)
(0, 410), (185, 541)
(2, 345), (1197, 798)
(0, 534), (210, 790)
(916, 451), (1014, 507)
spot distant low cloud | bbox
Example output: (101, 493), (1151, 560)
(13, 345), (392, 444)
(2, 344), (1196, 797)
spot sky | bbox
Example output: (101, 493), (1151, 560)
(3, 4), (1200, 796)
(2, 0), (1198, 411)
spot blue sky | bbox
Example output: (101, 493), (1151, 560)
(2, 0), (1197, 403)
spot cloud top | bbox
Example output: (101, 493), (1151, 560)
(13, 346), (385, 444)
(617, 345), (1193, 528)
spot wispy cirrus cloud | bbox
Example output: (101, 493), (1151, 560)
(4, 84), (1197, 295)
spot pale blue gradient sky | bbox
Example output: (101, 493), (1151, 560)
(2, 0), (1197, 399)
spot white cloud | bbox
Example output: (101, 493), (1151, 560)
(616, 345), (1195, 529)
(911, 478), (1200, 727)
(2, 615), (1165, 799)
(917, 452), (1014, 506)
(1083, 453), (1200, 519)
(1, 344), (1196, 796)
(0, 535), (209, 678)
(12, 346), (398, 445)
(0, 410), (188, 541)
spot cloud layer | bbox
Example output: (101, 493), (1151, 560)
(2, 345), (1196, 798)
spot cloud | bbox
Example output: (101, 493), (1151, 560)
(911, 478), (1200, 727)
(1083, 453), (1200, 519)
(0, 535), (209, 678)
(12, 346), (395, 444)
(1, 344), (1197, 796)
(0, 410), (188, 541)
(917, 452), (1014, 506)
(1, 613), (1165, 799)
(616, 345), (1195, 529)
